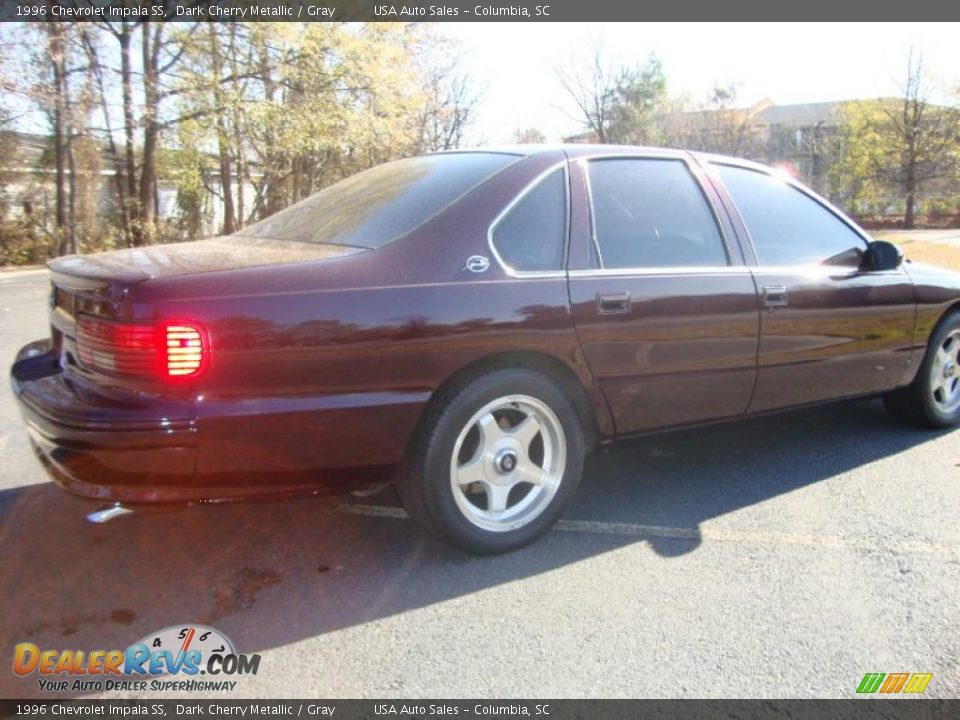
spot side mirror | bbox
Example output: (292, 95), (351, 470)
(862, 240), (903, 272)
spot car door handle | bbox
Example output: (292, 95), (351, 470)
(597, 291), (631, 315)
(762, 285), (789, 308)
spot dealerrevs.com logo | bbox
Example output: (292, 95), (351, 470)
(13, 625), (260, 693)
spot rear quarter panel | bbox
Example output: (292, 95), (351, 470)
(127, 152), (609, 483)
(137, 273), (586, 480)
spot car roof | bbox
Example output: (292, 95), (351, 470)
(434, 144), (763, 169)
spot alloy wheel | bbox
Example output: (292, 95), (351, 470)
(449, 394), (566, 533)
(930, 329), (960, 414)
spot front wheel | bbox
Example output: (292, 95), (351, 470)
(397, 368), (585, 554)
(885, 309), (960, 428)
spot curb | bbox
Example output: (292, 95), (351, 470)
(0, 266), (48, 279)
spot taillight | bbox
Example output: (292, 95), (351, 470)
(165, 325), (205, 376)
(77, 316), (208, 380)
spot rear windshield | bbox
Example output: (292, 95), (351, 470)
(235, 153), (519, 248)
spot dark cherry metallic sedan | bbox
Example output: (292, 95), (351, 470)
(11, 145), (960, 553)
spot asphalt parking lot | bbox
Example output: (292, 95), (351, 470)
(1, 268), (958, 699)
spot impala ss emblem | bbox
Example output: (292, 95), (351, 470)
(464, 255), (490, 273)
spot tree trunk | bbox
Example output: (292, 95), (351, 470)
(66, 126), (78, 255)
(82, 28), (131, 242)
(228, 24), (245, 228)
(901, 58), (921, 231)
(137, 23), (161, 246)
(208, 26), (235, 235)
(257, 41), (286, 218)
(119, 24), (138, 247)
(904, 126), (918, 230)
(47, 21), (69, 256)
(904, 178), (916, 229)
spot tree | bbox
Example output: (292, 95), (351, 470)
(2, 20), (471, 256)
(15, 22), (104, 256)
(44, 22), (71, 254)
(90, 20), (138, 245)
(606, 56), (667, 145)
(832, 50), (960, 228)
(176, 23), (430, 223)
(414, 34), (479, 152)
(554, 41), (619, 143)
(555, 43), (667, 145)
(668, 83), (763, 157)
(208, 26), (236, 234)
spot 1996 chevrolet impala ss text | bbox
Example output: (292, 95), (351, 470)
(11, 145), (960, 553)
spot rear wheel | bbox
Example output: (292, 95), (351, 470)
(397, 368), (585, 554)
(884, 310), (960, 428)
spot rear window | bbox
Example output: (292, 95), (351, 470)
(491, 168), (568, 272)
(236, 153), (519, 248)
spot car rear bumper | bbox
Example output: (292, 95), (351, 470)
(11, 341), (418, 504)
(12, 340), (204, 503)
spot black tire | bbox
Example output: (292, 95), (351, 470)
(397, 368), (585, 554)
(884, 309), (960, 428)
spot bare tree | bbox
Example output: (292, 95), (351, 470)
(96, 20), (140, 244)
(554, 41), (619, 143)
(555, 42), (667, 145)
(29, 22), (89, 255)
(94, 15), (196, 246)
(417, 58), (479, 152)
(671, 83), (762, 157)
(79, 26), (131, 242)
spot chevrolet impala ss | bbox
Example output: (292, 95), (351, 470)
(11, 146), (960, 553)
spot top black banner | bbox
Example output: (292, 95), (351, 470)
(3, 0), (960, 22)
(1, 701), (960, 720)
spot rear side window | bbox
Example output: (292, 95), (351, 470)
(715, 164), (867, 267)
(587, 159), (728, 269)
(491, 168), (567, 272)
(236, 153), (519, 248)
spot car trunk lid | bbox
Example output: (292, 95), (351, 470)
(47, 236), (366, 285)
(47, 237), (365, 387)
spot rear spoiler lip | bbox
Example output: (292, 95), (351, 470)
(47, 257), (150, 287)
(48, 269), (123, 292)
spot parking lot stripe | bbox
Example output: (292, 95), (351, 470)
(338, 503), (956, 557)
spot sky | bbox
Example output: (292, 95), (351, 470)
(442, 22), (960, 144)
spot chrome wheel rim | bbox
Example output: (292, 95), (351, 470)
(450, 394), (566, 533)
(931, 329), (960, 414)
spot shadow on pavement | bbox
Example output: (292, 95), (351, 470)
(0, 398), (950, 697)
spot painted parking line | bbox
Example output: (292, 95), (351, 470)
(337, 503), (956, 557)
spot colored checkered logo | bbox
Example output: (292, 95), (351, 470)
(857, 672), (933, 694)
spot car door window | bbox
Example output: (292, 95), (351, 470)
(586, 159), (728, 269)
(491, 167), (567, 272)
(715, 164), (868, 267)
